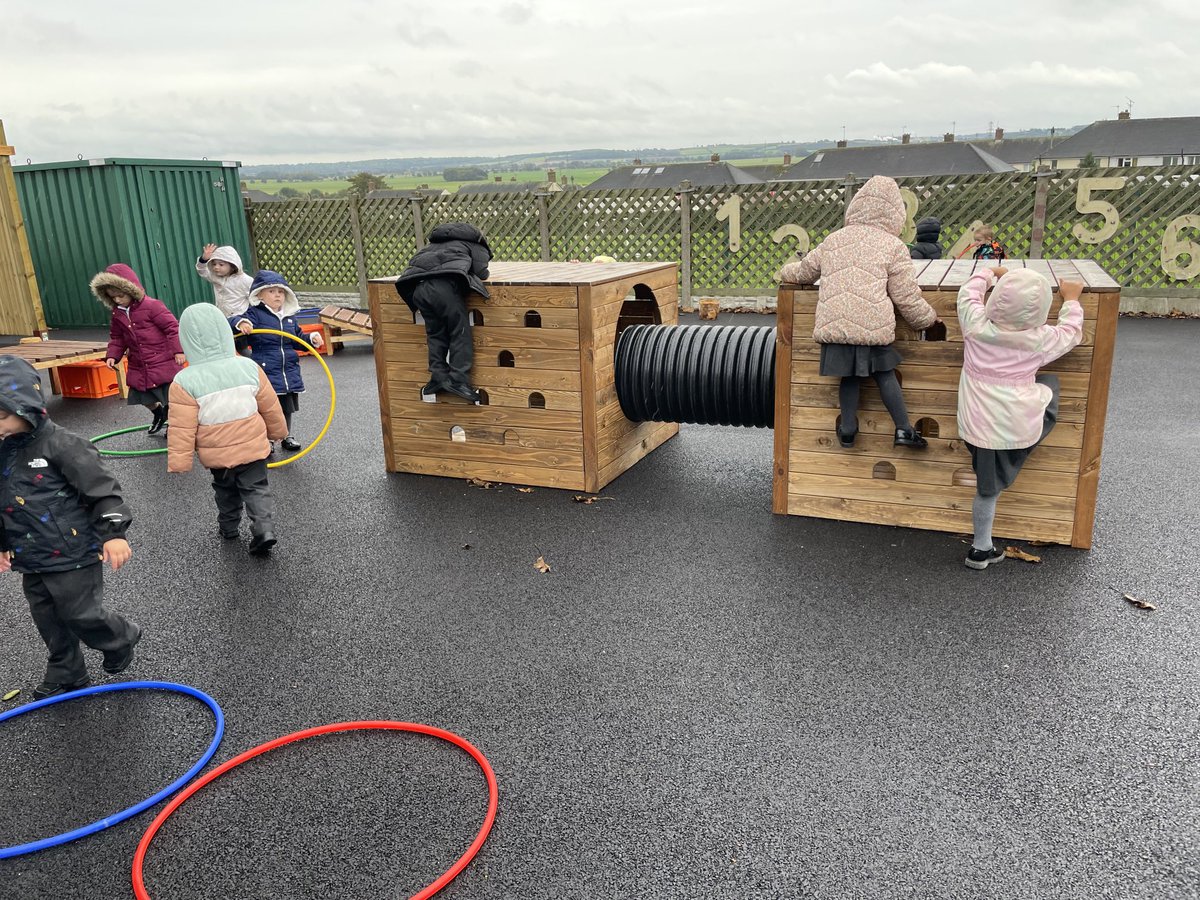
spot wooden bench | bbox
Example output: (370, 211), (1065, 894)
(7, 339), (128, 398)
(318, 305), (374, 350)
(774, 258), (1120, 548)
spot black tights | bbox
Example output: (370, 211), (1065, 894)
(838, 371), (911, 433)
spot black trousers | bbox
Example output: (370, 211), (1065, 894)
(211, 458), (275, 538)
(412, 278), (473, 385)
(24, 564), (137, 682)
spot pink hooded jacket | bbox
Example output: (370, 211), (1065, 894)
(957, 268), (1084, 450)
(779, 175), (937, 345)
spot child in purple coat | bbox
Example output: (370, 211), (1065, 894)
(90, 264), (186, 435)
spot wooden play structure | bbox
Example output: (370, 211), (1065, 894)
(369, 261), (679, 491)
(774, 258), (1120, 548)
(0, 121), (47, 337)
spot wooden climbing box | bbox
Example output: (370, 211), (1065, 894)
(369, 262), (680, 491)
(773, 258), (1120, 549)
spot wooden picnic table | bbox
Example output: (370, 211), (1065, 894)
(1, 339), (128, 398)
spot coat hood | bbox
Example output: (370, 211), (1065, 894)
(248, 270), (300, 317)
(429, 222), (493, 259)
(180, 302), (237, 364)
(206, 246), (245, 275)
(845, 175), (906, 236)
(915, 217), (942, 241)
(90, 263), (146, 310)
(0, 355), (49, 433)
(985, 269), (1054, 331)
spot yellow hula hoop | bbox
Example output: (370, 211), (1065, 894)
(246, 328), (337, 469)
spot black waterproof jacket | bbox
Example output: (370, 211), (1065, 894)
(0, 356), (131, 573)
(394, 223), (493, 312)
(909, 217), (944, 260)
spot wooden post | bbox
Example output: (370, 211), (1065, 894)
(1071, 290), (1119, 548)
(409, 193), (426, 250)
(0, 120), (48, 334)
(841, 174), (858, 223)
(535, 191), (551, 261)
(678, 180), (693, 310)
(1029, 167), (1052, 259)
(772, 286), (794, 514)
(347, 194), (369, 305)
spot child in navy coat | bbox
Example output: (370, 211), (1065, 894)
(231, 271), (323, 453)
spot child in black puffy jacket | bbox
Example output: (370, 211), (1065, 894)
(394, 223), (493, 403)
(0, 356), (141, 700)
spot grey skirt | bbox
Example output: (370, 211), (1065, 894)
(967, 375), (1060, 496)
(819, 343), (902, 377)
(127, 384), (171, 407)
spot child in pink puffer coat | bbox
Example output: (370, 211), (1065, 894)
(780, 175), (940, 449)
(956, 266), (1084, 569)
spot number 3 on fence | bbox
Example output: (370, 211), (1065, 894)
(1162, 215), (1200, 281)
(1072, 176), (1126, 244)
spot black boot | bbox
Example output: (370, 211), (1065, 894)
(444, 381), (481, 404)
(894, 427), (928, 449)
(147, 406), (167, 435)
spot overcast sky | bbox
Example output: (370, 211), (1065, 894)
(3, 0), (1195, 165)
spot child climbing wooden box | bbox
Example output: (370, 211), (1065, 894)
(774, 258), (1120, 549)
(369, 261), (680, 492)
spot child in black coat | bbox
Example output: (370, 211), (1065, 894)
(0, 356), (141, 699)
(394, 223), (493, 403)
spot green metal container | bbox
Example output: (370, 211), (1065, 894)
(13, 158), (251, 328)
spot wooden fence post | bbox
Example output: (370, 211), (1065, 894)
(409, 193), (426, 249)
(1029, 166), (1052, 259)
(536, 191), (551, 261)
(347, 194), (369, 305)
(678, 180), (693, 310)
(841, 174), (858, 222)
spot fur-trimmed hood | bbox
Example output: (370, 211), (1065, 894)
(90, 263), (146, 310)
(247, 270), (300, 318)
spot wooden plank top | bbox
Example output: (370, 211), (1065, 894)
(0, 340), (109, 365)
(788, 260), (1119, 293)
(370, 261), (677, 288)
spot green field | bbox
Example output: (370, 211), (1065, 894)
(245, 167), (611, 197)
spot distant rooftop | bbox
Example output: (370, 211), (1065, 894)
(586, 159), (762, 190)
(1039, 116), (1200, 159)
(783, 141), (1014, 180)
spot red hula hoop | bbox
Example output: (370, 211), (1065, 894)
(133, 720), (499, 900)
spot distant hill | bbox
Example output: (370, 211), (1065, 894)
(240, 128), (1085, 181)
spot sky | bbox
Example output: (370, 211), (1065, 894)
(3, 0), (1197, 166)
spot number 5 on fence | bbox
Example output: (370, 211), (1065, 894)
(1072, 176), (1126, 244)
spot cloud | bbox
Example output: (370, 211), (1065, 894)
(497, 2), (535, 24)
(395, 22), (451, 46)
(1001, 62), (1139, 89)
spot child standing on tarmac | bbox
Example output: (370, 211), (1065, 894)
(0, 356), (141, 700)
(232, 270), (323, 454)
(195, 243), (253, 317)
(956, 267), (1084, 569)
(169, 304), (288, 556)
(394, 223), (493, 403)
(779, 175), (940, 449)
(92, 263), (185, 437)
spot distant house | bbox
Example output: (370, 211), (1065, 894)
(241, 188), (281, 203)
(585, 155), (762, 190)
(782, 136), (1013, 181)
(457, 181), (558, 195)
(1034, 114), (1200, 169)
(968, 131), (1058, 172)
(366, 188), (450, 199)
(741, 153), (801, 182)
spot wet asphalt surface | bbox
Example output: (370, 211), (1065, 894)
(0, 317), (1197, 900)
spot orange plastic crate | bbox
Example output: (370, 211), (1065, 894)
(57, 361), (120, 399)
(298, 322), (331, 356)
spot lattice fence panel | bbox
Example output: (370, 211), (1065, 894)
(248, 199), (357, 290)
(359, 197), (418, 280)
(689, 181), (846, 293)
(421, 192), (542, 262)
(892, 171), (1038, 259)
(1040, 165), (1200, 290)
(545, 189), (681, 264)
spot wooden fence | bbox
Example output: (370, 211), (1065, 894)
(247, 165), (1200, 302)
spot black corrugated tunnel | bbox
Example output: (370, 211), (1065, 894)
(615, 324), (776, 428)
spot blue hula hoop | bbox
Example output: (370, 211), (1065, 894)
(0, 680), (224, 859)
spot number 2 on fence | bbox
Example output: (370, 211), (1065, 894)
(772, 224), (810, 260)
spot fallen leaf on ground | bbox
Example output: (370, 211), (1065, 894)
(2, 689), (18, 702)
(572, 495), (615, 504)
(1123, 593), (1156, 611)
(534, 556), (551, 573)
(516, 487), (534, 493)
(462, 544), (472, 551)
(1004, 546), (1042, 564)
(466, 478), (495, 489)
